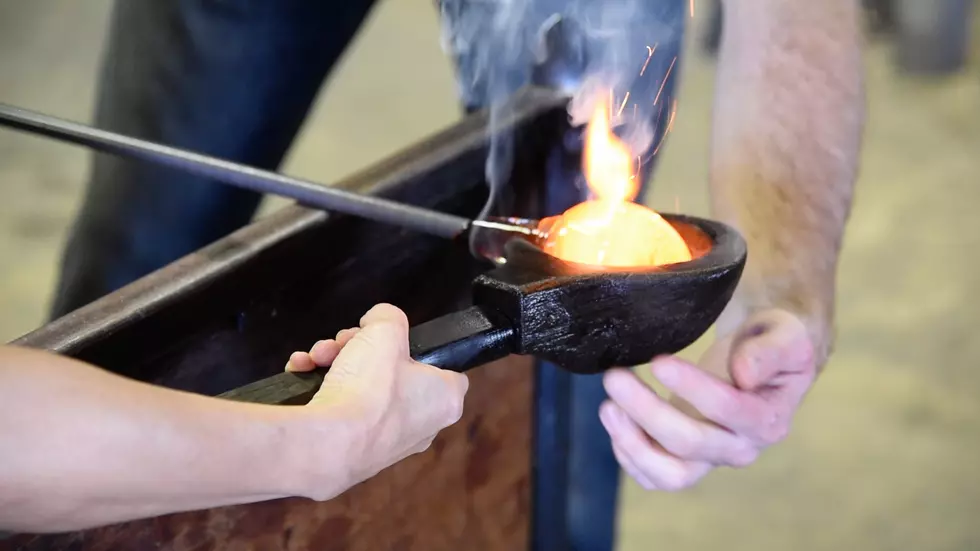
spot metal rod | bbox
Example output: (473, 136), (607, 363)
(0, 102), (472, 239)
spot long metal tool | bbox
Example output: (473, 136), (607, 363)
(0, 102), (473, 239)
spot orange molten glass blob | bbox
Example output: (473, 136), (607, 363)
(539, 99), (691, 268)
(539, 200), (693, 267)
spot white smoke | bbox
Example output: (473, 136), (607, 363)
(439, 0), (685, 220)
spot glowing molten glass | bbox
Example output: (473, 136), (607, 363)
(539, 100), (692, 268)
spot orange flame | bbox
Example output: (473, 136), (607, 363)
(539, 99), (692, 268)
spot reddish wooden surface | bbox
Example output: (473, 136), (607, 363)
(4, 356), (533, 551)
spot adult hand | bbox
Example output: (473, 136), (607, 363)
(599, 309), (817, 491)
(286, 303), (469, 499)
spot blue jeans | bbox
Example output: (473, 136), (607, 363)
(51, 1), (685, 549)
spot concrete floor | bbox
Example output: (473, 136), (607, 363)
(2, 1), (980, 550)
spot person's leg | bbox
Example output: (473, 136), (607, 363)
(447, 0), (686, 538)
(564, 3), (687, 550)
(50, 0), (378, 318)
(451, 1), (688, 547)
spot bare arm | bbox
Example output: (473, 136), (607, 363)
(709, 0), (865, 366)
(0, 305), (466, 533)
(0, 345), (342, 532)
(599, 0), (864, 493)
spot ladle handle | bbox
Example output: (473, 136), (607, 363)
(217, 306), (517, 405)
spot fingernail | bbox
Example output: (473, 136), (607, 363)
(653, 360), (678, 386)
(599, 407), (612, 430)
(599, 406), (621, 434)
(603, 371), (632, 399)
(284, 360), (294, 372)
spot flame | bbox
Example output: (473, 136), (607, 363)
(584, 100), (638, 204)
(539, 99), (692, 268)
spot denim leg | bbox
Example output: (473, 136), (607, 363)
(552, 3), (687, 551)
(565, 29), (685, 551)
(449, 0), (687, 541)
(50, 0), (378, 319)
(566, 374), (621, 551)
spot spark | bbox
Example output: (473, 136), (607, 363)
(637, 102), (666, 166)
(633, 104), (638, 119)
(689, 0), (695, 18)
(639, 44), (657, 77)
(667, 100), (678, 133)
(616, 92), (630, 117)
(653, 56), (677, 106)
(652, 100), (679, 155)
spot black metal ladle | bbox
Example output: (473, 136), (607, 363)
(219, 215), (745, 405)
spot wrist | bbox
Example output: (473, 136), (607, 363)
(272, 403), (362, 501)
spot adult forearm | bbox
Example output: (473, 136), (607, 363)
(0, 347), (348, 532)
(709, 0), (864, 363)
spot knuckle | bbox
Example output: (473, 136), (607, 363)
(655, 469), (691, 492)
(663, 430), (698, 459)
(374, 303), (409, 327)
(639, 479), (658, 492)
(415, 438), (435, 454)
(728, 446), (760, 468)
(633, 453), (689, 492)
(705, 387), (740, 420)
(680, 382), (735, 424)
(660, 460), (710, 492)
(632, 472), (658, 491)
(440, 375), (468, 426)
(446, 393), (466, 425)
(760, 418), (790, 445)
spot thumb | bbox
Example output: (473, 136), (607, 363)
(729, 309), (814, 391)
(322, 303), (410, 390)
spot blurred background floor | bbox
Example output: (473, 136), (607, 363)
(2, 1), (979, 549)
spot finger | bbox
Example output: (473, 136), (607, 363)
(612, 441), (659, 491)
(309, 328), (361, 366)
(604, 368), (756, 466)
(651, 356), (771, 446)
(359, 303), (409, 332)
(285, 351), (317, 372)
(601, 404), (659, 490)
(335, 327), (361, 346)
(600, 399), (711, 492)
(327, 304), (410, 385)
(308, 340), (341, 366)
(729, 310), (815, 391)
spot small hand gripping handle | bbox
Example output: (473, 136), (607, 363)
(217, 306), (517, 405)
